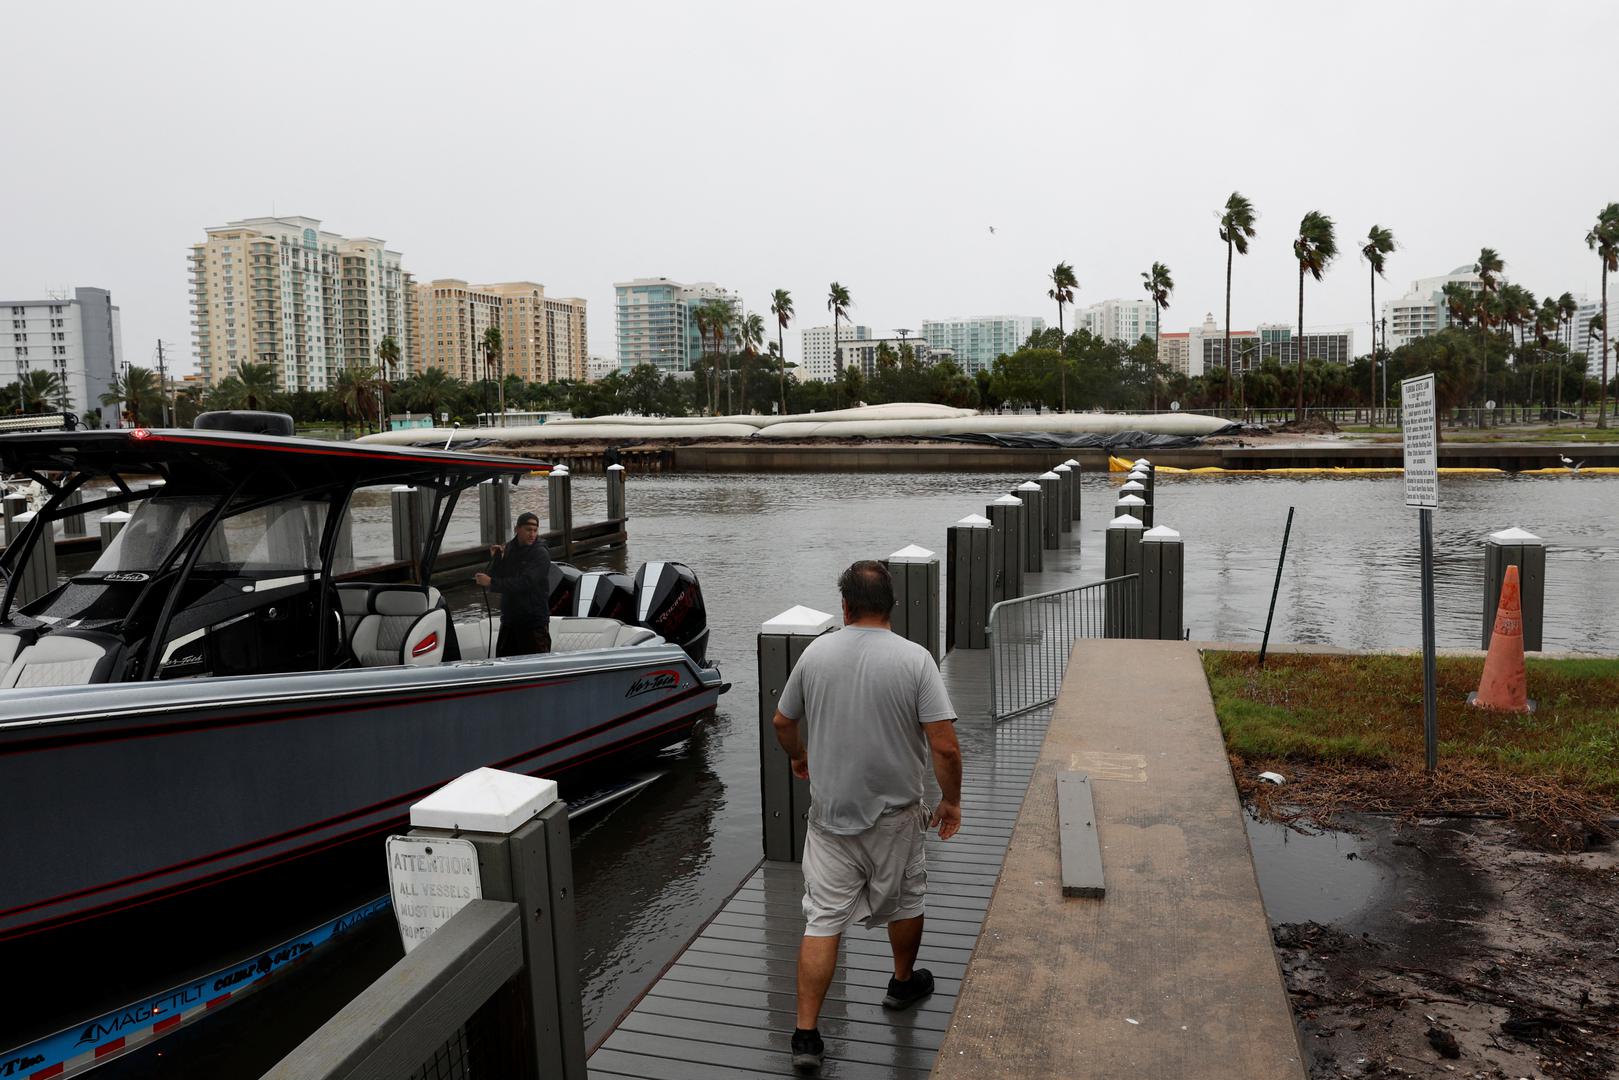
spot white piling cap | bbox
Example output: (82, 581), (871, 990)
(1017, 481), (1042, 491)
(1038, 471), (1061, 481)
(390, 484), (416, 493)
(607, 463), (626, 472)
(1120, 480), (1145, 493)
(410, 767), (558, 833)
(955, 514), (992, 528)
(762, 605), (836, 635)
(100, 511), (131, 523)
(1488, 527), (1543, 544)
(1116, 494), (1146, 506)
(551, 465), (570, 477)
(1133, 458), (1150, 466)
(1142, 525), (1182, 542)
(1128, 469), (1149, 481)
(146, 479), (166, 489)
(13, 510), (37, 523)
(1108, 514), (1145, 530)
(992, 494), (1023, 506)
(1053, 464), (1072, 473)
(1063, 458), (1081, 467)
(888, 544), (937, 564)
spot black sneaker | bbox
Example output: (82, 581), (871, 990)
(790, 1028), (824, 1072)
(883, 968), (935, 1010)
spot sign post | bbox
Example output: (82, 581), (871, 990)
(1401, 374), (1439, 773)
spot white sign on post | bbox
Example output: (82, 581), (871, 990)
(385, 835), (482, 953)
(1401, 374), (1438, 508)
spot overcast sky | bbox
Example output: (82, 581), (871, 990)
(4, 0), (1617, 374)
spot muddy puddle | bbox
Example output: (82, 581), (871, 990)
(1245, 810), (1619, 1079)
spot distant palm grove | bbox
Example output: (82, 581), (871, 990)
(15, 201), (1616, 429)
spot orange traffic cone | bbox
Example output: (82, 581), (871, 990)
(1470, 564), (1531, 713)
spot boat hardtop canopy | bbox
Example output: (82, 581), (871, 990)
(0, 427), (545, 499)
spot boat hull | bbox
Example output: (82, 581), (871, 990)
(0, 644), (722, 1060)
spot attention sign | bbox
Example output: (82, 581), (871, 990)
(385, 835), (482, 953)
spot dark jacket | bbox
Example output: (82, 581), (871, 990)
(489, 537), (552, 630)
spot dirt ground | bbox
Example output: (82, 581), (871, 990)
(1248, 792), (1619, 1078)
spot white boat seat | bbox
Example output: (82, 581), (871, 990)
(0, 633), (29, 686)
(550, 617), (662, 653)
(2, 634), (119, 689)
(351, 587), (447, 667)
(335, 583), (373, 643)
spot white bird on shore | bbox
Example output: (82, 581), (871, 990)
(1559, 454), (1584, 475)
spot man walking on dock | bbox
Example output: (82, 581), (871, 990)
(474, 511), (552, 657)
(772, 560), (963, 1072)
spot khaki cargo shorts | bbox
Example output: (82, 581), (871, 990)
(801, 803), (928, 937)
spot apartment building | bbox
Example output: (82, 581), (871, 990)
(2, 287), (123, 425)
(413, 281), (588, 384)
(798, 324), (871, 382)
(1156, 331), (1191, 376)
(1256, 324), (1355, 366)
(614, 278), (742, 373)
(189, 216), (413, 392)
(918, 316), (1043, 376)
(1380, 266), (1483, 350)
(837, 336), (951, 378)
(1077, 298), (1157, 346)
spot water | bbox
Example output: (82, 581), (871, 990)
(102, 469), (1619, 1072)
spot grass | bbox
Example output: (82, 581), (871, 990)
(1203, 651), (1619, 797)
(1338, 425), (1619, 443)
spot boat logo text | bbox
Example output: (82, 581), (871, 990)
(625, 669), (680, 698)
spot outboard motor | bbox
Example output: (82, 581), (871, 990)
(632, 561), (709, 666)
(548, 563), (583, 617)
(574, 571), (637, 622)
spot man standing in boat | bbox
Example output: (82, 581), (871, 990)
(771, 560), (963, 1073)
(475, 511), (553, 656)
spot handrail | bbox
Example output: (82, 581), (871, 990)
(987, 574), (1140, 720)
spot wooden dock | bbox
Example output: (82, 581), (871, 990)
(589, 648), (1048, 1079)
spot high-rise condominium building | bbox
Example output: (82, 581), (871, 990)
(1078, 299), (1157, 346)
(837, 336), (951, 378)
(1380, 266), (1483, 350)
(1156, 331), (1191, 376)
(614, 278), (742, 373)
(3, 287), (123, 426)
(799, 324), (872, 382)
(413, 281), (588, 383)
(918, 316), (1043, 375)
(189, 217), (413, 392)
(1256, 324), (1355, 366)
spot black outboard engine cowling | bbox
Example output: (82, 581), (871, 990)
(633, 561), (709, 666)
(574, 571), (637, 622)
(548, 563), (583, 617)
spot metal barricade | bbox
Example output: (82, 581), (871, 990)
(987, 575), (1140, 720)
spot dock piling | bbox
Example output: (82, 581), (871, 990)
(1483, 527), (1544, 652)
(390, 486), (433, 567)
(1115, 492), (1146, 525)
(606, 463), (626, 524)
(478, 477), (513, 548)
(1015, 481), (1044, 572)
(1064, 458), (1083, 522)
(98, 511), (129, 551)
(61, 489), (86, 538)
(1141, 525), (1185, 640)
(987, 495), (1025, 605)
(9, 510), (55, 604)
(1052, 463), (1074, 531)
(548, 467), (573, 560)
(758, 606), (836, 861)
(947, 515), (992, 651)
(885, 544), (941, 662)
(1037, 472), (1062, 549)
(1105, 514), (1145, 638)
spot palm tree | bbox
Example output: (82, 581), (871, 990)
(330, 364), (385, 432)
(1361, 225), (1396, 414)
(376, 335), (402, 430)
(1558, 291), (1578, 352)
(1218, 192), (1258, 405)
(827, 283), (852, 381)
(1471, 248), (1505, 412)
(482, 326), (504, 426)
(1292, 211), (1339, 423)
(1047, 262), (1078, 410)
(235, 362), (279, 411)
(10, 369), (66, 413)
(1441, 281), (1473, 329)
(770, 289), (794, 416)
(1586, 203), (1619, 428)
(405, 366), (455, 421)
(733, 311), (765, 414)
(100, 365), (159, 427)
(1140, 262), (1173, 412)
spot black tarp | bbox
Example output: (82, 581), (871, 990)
(935, 427), (1238, 449)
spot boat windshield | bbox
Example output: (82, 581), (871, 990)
(92, 495), (330, 575)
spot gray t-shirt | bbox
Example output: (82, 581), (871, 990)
(778, 626), (956, 835)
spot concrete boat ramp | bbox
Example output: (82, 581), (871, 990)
(589, 640), (1305, 1079)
